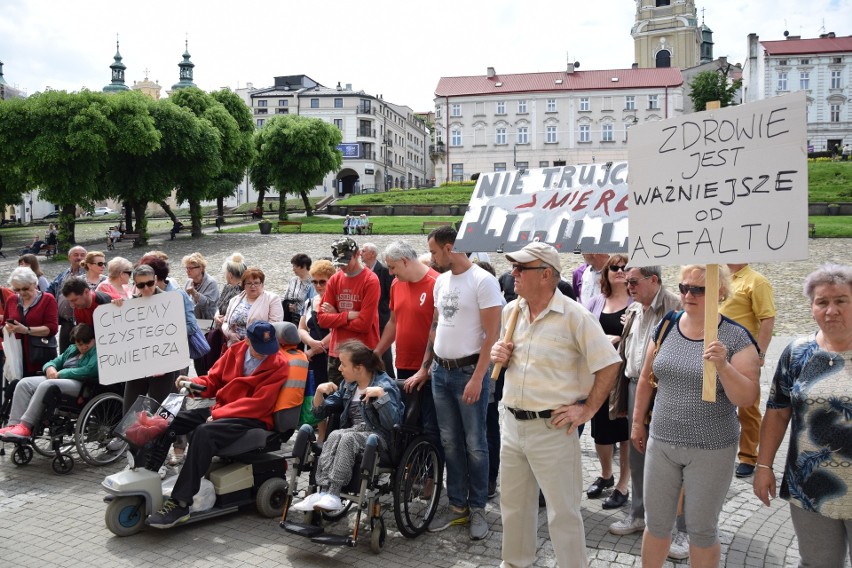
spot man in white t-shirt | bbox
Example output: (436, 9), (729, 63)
(415, 226), (502, 541)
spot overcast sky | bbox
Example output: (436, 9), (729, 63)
(1, 0), (849, 111)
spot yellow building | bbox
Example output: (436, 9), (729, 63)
(631, 0), (713, 69)
(132, 70), (162, 100)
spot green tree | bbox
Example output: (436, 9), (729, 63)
(253, 115), (342, 219)
(209, 89), (255, 217)
(689, 69), (742, 112)
(0, 97), (32, 216)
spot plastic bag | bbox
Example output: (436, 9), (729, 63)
(2, 327), (22, 382)
(124, 412), (169, 446)
(161, 475), (216, 513)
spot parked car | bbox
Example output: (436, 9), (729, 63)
(92, 207), (116, 216)
(40, 211), (60, 219)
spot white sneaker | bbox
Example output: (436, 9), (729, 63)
(106, 437), (126, 452)
(668, 530), (689, 560)
(292, 492), (322, 512)
(314, 493), (343, 511)
(609, 515), (645, 535)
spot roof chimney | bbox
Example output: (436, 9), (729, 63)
(632, 62), (638, 69)
(487, 66), (496, 78)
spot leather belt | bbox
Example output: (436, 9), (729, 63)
(506, 407), (553, 421)
(433, 353), (479, 370)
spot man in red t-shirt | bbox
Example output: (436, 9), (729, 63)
(374, 240), (440, 447)
(317, 237), (380, 385)
(61, 277), (113, 326)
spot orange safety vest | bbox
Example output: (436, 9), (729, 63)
(273, 345), (309, 431)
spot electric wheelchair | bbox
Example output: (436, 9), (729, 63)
(280, 383), (444, 554)
(0, 378), (126, 474)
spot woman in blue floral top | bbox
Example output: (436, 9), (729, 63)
(755, 263), (852, 567)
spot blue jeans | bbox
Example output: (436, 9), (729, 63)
(431, 362), (489, 510)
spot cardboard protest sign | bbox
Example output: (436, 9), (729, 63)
(93, 291), (189, 385)
(627, 91), (808, 265)
(454, 162), (629, 254)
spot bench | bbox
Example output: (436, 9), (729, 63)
(808, 222), (816, 238)
(421, 221), (452, 234)
(275, 220), (303, 233)
(120, 232), (141, 245)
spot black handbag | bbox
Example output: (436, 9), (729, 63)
(18, 298), (57, 368)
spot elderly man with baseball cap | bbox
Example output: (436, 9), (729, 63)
(490, 241), (621, 568)
(147, 321), (290, 529)
(317, 237), (381, 386)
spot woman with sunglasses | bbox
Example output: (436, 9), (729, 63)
(298, 259), (335, 384)
(582, 254), (633, 509)
(630, 264), (760, 567)
(96, 257), (134, 299)
(221, 267), (283, 349)
(3, 267), (59, 376)
(83, 251), (108, 290)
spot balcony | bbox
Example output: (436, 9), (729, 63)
(356, 104), (375, 115)
(429, 143), (446, 160)
(358, 127), (376, 138)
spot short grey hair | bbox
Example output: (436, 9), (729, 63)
(803, 263), (852, 302)
(627, 265), (662, 280)
(9, 266), (38, 288)
(361, 243), (379, 256)
(383, 241), (419, 263)
(132, 264), (156, 280)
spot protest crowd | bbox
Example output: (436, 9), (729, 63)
(0, 227), (850, 568)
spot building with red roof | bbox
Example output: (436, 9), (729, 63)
(743, 32), (851, 153)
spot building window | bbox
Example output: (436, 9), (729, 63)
(539, 161), (549, 168)
(276, 108), (289, 114)
(256, 108), (268, 115)
(496, 101), (505, 114)
(546, 125), (557, 143)
(518, 100), (528, 113)
(495, 127), (507, 145)
(546, 99), (556, 112)
(800, 59), (809, 65)
(602, 123), (614, 142)
(494, 162), (507, 172)
(450, 129), (462, 147)
(625, 96), (636, 110)
(451, 103), (461, 117)
(452, 163), (464, 182)
(648, 95), (659, 110)
(831, 70), (842, 89)
(830, 104), (841, 123)
(278, 99), (288, 107)
(257, 99), (267, 107)
(800, 72), (810, 90)
(777, 72), (788, 91)
(579, 97), (590, 111)
(778, 59), (787, 66)
(310, 98), (319, 108)
(517, 127), (529, 144)
(516, 161), (529, 170)
(257, 119), (265, 127)
(579, 124), (590, 143)
(656, 0), (670, 5)
(656, 50), (671, 68)
(334, 98), (343, 108)
(333, 119), (343, 130)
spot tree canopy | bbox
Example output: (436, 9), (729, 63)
(689, 69), (742, 112)
(253, 115), (342, 218)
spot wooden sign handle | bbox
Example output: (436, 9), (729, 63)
(491, 301), (521, 379)
(702, 264), (719, 402)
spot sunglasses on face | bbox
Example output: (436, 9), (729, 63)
(511, 264), (548, 273)
(625, 276), (651, 287)
(135, 280), (157, 289)
(311, 279), (328, 285)
(609, 265), (627, 272)
(92, 261), (106, 267)
(678, 283), (706, 296)
(122, 271), (132, 276)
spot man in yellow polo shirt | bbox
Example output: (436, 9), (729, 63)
(720, 263), (776, 478)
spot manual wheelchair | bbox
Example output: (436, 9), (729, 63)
(0, 377), (126, 474)
(280, 387), (444, 554)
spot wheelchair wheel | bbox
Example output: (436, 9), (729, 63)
(369, 516), (386, 554)
(255, 477), (289, 518)
(75, 392), (126, 466)
(32, 434), (74, 458)
(52, 453), (74, 475)
(105, 496), (146, 537)
(320, 498), (353, 522)
(11, 444), (33, 466)
(393, 435), (443, 538)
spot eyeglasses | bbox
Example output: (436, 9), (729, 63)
(511, 264), (548, 273)
(92, 261), (106, 267)
(12, 286), (30, 293)
(135, 280), (157, 289)
(311, 279), (328, 285)
(678, 283), (706, 296)
(609, 265), (627, 272)
(244, 281), (263, 288)
(122, 271), (133, 276)
(185, 265), (200, 270)
(625, 276), (651, 287)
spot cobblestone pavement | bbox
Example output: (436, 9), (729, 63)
(0, 225), (849, 567)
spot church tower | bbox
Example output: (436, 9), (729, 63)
(103, 39), (130, 92)
(631, 0), (708, 69)
(171, 40), (197, 91)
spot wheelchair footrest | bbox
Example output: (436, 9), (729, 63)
(311, 533), (355, 547)
(281, 521), (325, 539)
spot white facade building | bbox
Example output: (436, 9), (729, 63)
(432, 66), (684, 182)
(743, 32), (852, 153)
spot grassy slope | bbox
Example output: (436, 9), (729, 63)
(807, 161), (852, 203)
